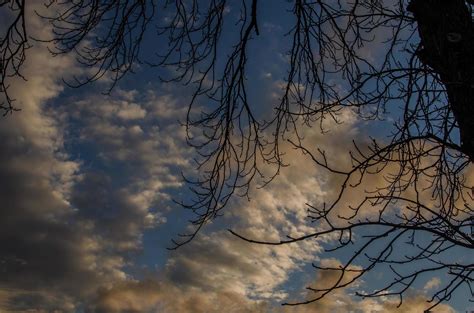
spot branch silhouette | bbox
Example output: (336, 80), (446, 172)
(1, 0), (473, 310)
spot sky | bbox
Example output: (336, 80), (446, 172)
(0, 1), (472, 312)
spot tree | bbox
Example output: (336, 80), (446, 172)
(1, 0), (473, 311)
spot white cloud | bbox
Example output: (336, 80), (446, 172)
(423, 277), (441, 291)
(158, 109), (363, 308)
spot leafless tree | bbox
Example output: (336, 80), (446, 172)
(1, 0), (473, 311)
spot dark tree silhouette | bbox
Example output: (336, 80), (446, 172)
(1, 0), (473, 311)
(0, 0), (27, 115)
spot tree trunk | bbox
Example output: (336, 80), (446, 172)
(408, 0), (474, 162)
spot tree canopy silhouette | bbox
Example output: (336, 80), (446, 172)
(1, 0), (473, 311)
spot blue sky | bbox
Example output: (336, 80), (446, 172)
(0, 1), (472, 312)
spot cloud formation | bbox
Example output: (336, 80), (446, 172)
(0, 4), (107, 310)
(0, 4), (468, 313)
(88, 280), (270, 313)
(0, 4), (189, 311)
(84, 260), (457, 313)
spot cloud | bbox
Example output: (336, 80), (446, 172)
(158, 109), (364, 308)
(0, 4), (190, 311)
(1, 47), (461, 313)
(285, 292), (456, 313)
(0, 3), (468, 312)
(165, 231), (314, 301)
(423, 277), (442, 291)
(0, 4), (112, 311)
(280, 258), (456, 313)
(87, 279), (270, 313)
(65, 88), (191, 248)
(116, 102), (147, 120)
(85, 256), (456, 313)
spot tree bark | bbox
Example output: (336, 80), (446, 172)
(408, 0), (474, 161)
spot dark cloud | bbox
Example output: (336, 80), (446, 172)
(0, 28), (192, 309)
(0, 5), (164, 310)
(0, 11), (106, 307)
